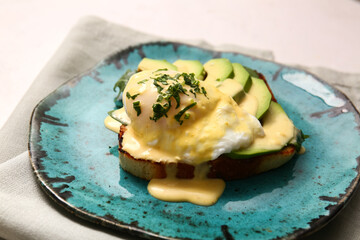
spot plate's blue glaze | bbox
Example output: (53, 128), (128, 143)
(29, 42), (360, 240)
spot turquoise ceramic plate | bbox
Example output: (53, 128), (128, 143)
(29, 42), (360, 240)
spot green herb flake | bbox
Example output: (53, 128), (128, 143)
(148, 72), (207, 123)
(150, 102), (171, 121)
(137, 79), (148, 84)
(190, 89), (196, 98)
(174, 102), (197, 125)
(133, 101), (141, 116)
(153, 81), (164, 93)
(165, 83), (188, 108)
(126, 92), (140, 100)
(157, 95), (164, 102)
(184, 113), (190, 119)
(155, 68), (168, 72)
(180, 73), (205, 98)
(152, 74), (171, 85)
(201, 87), (208, 98)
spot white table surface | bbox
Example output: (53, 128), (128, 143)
(1, 0), (360, 129)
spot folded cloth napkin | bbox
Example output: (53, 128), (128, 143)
(0, 16), (359, 240)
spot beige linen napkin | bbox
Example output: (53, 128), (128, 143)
(0, 16), (359, 240)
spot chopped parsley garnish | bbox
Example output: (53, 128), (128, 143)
(153, 80), (164, 93)
(137, 79), (148, 84)
(165, 83), (188, 108)
(150, 102), (171, 121)
(201, 87), (208, 98)
(181, 73), (198, 87)
(189, 89), (197, 98)
(180, 73), (205, 98)
(155, 68), (168, 72)
(174, 102), (197, 125)
(152, 74), (171, 85)
(157, 95), (164, 102)
(126, 92), (140, 100)
(133, 101), (141, 116)
(148, 72), (207, 125)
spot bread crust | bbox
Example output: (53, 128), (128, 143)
(118, 125), (296, 180)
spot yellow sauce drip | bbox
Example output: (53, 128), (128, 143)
(104, 115), (121, 133)
(147, 164), (225, 206)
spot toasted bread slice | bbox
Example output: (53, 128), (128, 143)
(118, 125), (296, 181)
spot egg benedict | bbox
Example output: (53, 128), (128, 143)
(105, 58), (305, 206)
(121, 70), (264, 164)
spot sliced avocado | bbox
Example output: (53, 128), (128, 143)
(217, 79), (245, 104)
(247, 77), (272, 119)
(232, 63), (252, 92)
(238, 93), (258, 116)
(173, 60), (205, 80)
(138, 58), (177, 71)
(227, 101), (296, 159)
(227, 147), (280, 159)
(204, 58), (234, 86)
(244, 66), (259, 78)
(108, 108), (131, 125)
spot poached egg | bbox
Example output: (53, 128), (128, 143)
(120, 70), (264, 165)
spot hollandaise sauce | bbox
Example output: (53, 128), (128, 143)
(104, 69), (265, 206)
(148, 164), (225, 206)
(104, 117), (225, 206)
(104, 69), (300, 206)
(104, 115), (121, 133)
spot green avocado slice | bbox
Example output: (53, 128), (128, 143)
(138, 58), (177, 71)
(232, 63), (252, 92)
(226, 148), (280, 159)
(227, 101), (297, 159)
(244, 66), (259, 78)
(173, 60), (205, 80)
(247, 77), (272, 119)
(108, 108), (130, 125)
(204, 58), (234, 86)
(217, 78), (245, 104)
